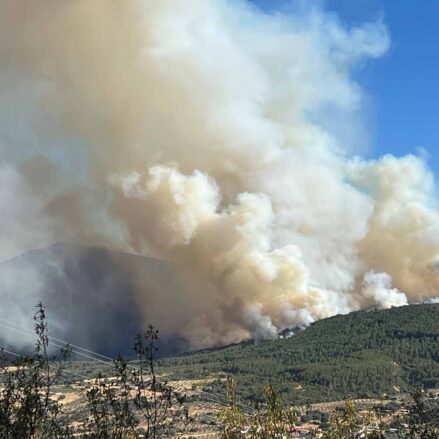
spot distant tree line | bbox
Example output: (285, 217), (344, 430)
(158, 304), (439, 404)
(220, 378), (439, 438)
(1, 304), (438, 438)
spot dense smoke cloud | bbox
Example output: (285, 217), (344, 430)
(0, 0), (438, 348)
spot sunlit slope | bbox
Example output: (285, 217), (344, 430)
(158, 304), (439, 404)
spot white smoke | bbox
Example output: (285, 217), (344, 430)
(361, 271), (408, 309)
(243, 305), (278, 341)
(0, 0), (438, 348)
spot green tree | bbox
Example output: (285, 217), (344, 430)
(398, 391), (439, 439)
(323, 401), (385, 439)
(84, 327), (190, 438)
(220, 378), (298, 438)
(0, 302), (73, 439)
(219, 377), (246, 438)
(0, 305), (190, 439)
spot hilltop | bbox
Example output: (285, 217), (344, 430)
(0, 243), (186, 355)
(156, 303), (439, 404)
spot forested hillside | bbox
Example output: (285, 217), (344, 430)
(158, 304), (439, 404)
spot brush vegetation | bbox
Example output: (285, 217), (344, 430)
(1, 303), (439, 437)
(157, 304), (439, 404)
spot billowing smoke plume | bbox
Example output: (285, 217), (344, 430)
(0, 0), (438, 349)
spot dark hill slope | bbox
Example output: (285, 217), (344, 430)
(158, 304), (439, 404)
(0, 243), (185, 355)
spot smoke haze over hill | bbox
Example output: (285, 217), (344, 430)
(0, 243), (188, 354)
(0, 0), (438, 348)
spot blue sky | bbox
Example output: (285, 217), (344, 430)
(250, 0), (439, 175)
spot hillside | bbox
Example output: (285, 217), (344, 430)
(0, 243), (186, 355)
(157, 304), (439, 404)
(2, 303), (438, 437)
(2, 244), (438, 406)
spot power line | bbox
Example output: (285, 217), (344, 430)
(0, 320), (168, 380)
(1, 344), (244, 414)
(1, 348), (20, 358)
(0, 318), (141, 372)
(1, 347), (236, 420)
(1, 347), (89, 380)
(0, 321), (114, 368)
(0, 317), (113, 361)
(0, 317), (254, 413)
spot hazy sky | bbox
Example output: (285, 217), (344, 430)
(250, 0), (439, 175)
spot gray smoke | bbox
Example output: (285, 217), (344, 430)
(0, 0), (438, 349)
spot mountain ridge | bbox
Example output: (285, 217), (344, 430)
(0, 242), (185, 355)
